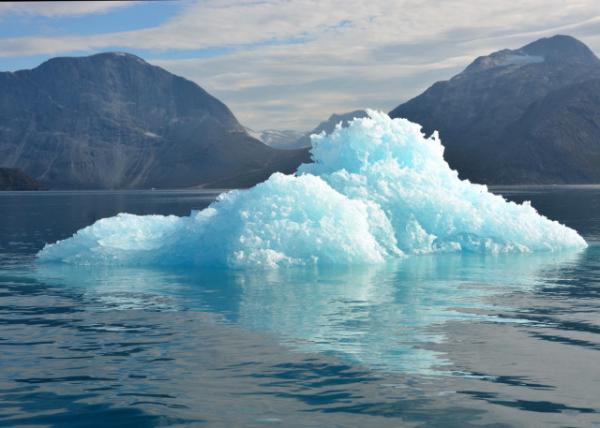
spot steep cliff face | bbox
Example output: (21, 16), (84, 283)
(390, 35), (600, 184)
(0, 52), (307, 189)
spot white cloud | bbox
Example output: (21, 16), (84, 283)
(2, 0), (600, 129)
(0, 1), (134, 18)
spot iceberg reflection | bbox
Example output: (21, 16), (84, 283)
(32, 251), (583, 374)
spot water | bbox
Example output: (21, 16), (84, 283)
(1, 187), (599, 427)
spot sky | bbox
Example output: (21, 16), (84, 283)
(2, 1), (600, 131)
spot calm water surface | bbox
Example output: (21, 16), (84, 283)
(1, 187), (599, 427)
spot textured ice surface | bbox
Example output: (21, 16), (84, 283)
(38, 111), (587, 268)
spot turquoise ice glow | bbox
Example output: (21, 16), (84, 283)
(38, 111), (587, 268)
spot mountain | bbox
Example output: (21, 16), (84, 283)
(248, 110), (368, 151)
(0, 52), (308, 189)
(0, 168), (44, 190)
(295, 110), (368, 148)
(390, 35), (600, 184)
(245, 128), (305, 150)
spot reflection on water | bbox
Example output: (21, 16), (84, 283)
(31, 250), (584, 375)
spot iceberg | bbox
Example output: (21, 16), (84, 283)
(38, 111), (587, 268)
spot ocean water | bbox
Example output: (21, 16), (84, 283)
(1, 187), (599, 427)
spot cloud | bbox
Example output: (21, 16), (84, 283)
(1, 0), (600, 129)
(0, 1), (134, 18)
(4, 1), (598, 56)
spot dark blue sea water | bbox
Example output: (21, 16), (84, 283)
(1, 187), (599, 427)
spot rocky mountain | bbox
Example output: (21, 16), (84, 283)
(0, 168), (44, 190)
(0, 52), (308, 189)
(390, 35), (600, 184)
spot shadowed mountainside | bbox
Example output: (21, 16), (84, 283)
(0, 168), (44, 190)
(390, 35), (600, 184)
(0, 52), (308, 189)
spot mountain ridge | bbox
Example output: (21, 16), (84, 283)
(250, 110), (368, 150)
(0, 52), (308, 189)
(390, 34), (600, 184)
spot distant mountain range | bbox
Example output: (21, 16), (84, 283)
(252, 110), (368, 150)
(245, 128), (305, 150)
(2, 35), (600, 189)
(390, 35), (600, 184)
(0, 52), (307, 189)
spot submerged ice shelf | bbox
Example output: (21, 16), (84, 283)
(38, 111), (587, 268)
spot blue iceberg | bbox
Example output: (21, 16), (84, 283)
(38, 111), (587, 268)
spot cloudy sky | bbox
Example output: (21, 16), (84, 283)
(2, 1), (600, 130)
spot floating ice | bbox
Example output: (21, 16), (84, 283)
(38, 111), (587, 268)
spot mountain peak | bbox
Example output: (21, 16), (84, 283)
(463, 34), (599, 75)
(90, 51), (148, 63)
(33, 51), (149, 73)
(520, 34), (598, 64)
(1, 52), (310, 189)
(389, 34), (600, 185)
